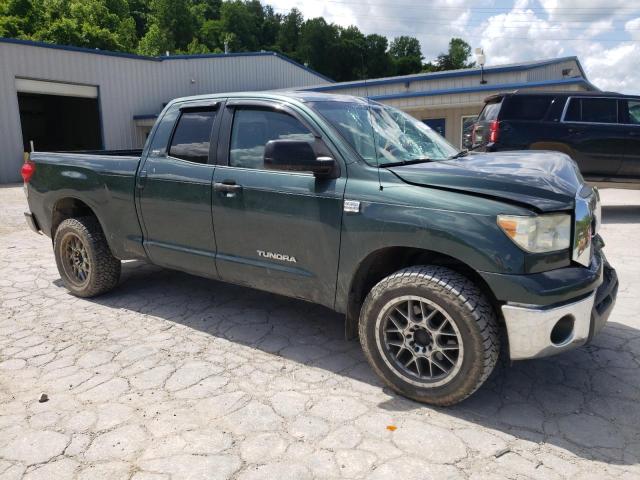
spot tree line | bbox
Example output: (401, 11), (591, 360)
(0, 0), (476, 82)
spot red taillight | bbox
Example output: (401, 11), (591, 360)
(21, 161), (35, 183)
(489, 120), (499, 143)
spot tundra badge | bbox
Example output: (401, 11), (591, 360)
(257, 250), (297, 263)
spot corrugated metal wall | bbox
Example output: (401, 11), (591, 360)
(0, 42), (330, 183)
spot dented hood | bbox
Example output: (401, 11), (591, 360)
(388, 151), (583, 212)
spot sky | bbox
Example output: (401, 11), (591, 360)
(267, 0), (640, 94)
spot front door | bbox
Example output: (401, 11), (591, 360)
(211, 101), (346, 308)
(137, 101), (221, 277)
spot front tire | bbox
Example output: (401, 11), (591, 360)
(359, 266), (499, 406)
(53, 217), (121, 297)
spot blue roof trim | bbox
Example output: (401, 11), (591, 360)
(0, 37), (333, 82)
(307, 56), (585, 92)
(366, 78), (595, 101)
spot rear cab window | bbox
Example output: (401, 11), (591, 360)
(169, 109), (217, 163)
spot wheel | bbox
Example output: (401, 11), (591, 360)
(53, 217), (121, 297)
(359, 265), (499, 406)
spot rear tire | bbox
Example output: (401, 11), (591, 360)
(359, 265), (499, 406)
(53, 217), (121, 297)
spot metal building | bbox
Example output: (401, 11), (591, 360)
(0, 38), (331, 183)
(302, 57), (597, 148)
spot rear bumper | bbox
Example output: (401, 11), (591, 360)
(501, 256), (618, 360)
(24, 212), (41, 234)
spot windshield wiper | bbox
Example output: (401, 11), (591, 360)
(448, 150), (469, 160)
(381, 158), (434, 167)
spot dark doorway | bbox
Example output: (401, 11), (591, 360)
(17, 92), (102, 152)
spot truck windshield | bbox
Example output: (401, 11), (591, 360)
(310, 101), (458, 166)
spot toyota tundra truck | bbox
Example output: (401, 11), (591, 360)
(22, 91), (618, 406)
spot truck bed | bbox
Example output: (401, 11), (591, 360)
(26, 151), (146, 261)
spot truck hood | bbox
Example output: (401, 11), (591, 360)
(388, 151), (582, 212)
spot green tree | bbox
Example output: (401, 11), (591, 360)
(276, 7), (302, 56)
(0, 0), (44, 37)
(260, 4), (279, 50)
(137, 22), (172, 55)
(434, 37), (475, 70)
(298, 17), (340, 79)
(363, 34), (393, 78)
(335, 25), (366, 81)
(33, 0), (137, 51)
(219, 0), (258, 51)
(389, 35), (423, 75)
(128, 0), (150, 38)
(140, 0), (195, 54)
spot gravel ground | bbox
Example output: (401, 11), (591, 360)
(1, 184), (639, 480)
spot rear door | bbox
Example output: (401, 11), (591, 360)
(561, 97), (624, 178)
(136, 100), (221, 277)
(618, 98), (640, 178)
(211, 99), (346, 308)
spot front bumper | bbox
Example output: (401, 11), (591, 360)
(502, 255), (618, 360)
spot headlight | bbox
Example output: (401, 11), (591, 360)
(497, 214), (571, 253)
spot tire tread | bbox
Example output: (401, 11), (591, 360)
(53, 217), (121, 297)
(358, 265), (499, 405)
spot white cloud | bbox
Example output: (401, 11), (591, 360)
(626, 17), (640, 41)
(579, 43), (640, 93)
(538, 0), (639, 22)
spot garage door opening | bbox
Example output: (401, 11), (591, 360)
(16, 79), (102, 152)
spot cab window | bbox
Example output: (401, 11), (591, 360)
(229, 108), (314, 169)
(168, 109), (216, 163)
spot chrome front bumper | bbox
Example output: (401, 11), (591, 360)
(502, 292), (596, 360)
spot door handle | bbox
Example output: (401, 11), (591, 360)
(136, 170), (147, 190)
(213, 181), (242, 194)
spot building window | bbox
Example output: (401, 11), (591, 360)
(461, 115), (478, 149)
(422, 118), (446, 138)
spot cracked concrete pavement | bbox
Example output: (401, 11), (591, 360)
(1, 184), (639, 479)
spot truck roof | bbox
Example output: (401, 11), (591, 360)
(170, 90), (371, 107)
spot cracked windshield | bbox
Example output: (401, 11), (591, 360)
(312, 101), (458, 165)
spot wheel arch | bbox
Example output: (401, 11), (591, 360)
(344, 246), (501, 339)
(51, 196), (106, 241)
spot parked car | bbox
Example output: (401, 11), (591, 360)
(22, 91), (617, 406)
(471, 91), (640, 187)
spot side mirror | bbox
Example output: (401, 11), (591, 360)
(264, 139), (336, 178)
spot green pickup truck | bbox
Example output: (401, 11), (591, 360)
(22, 91), (618, 405)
